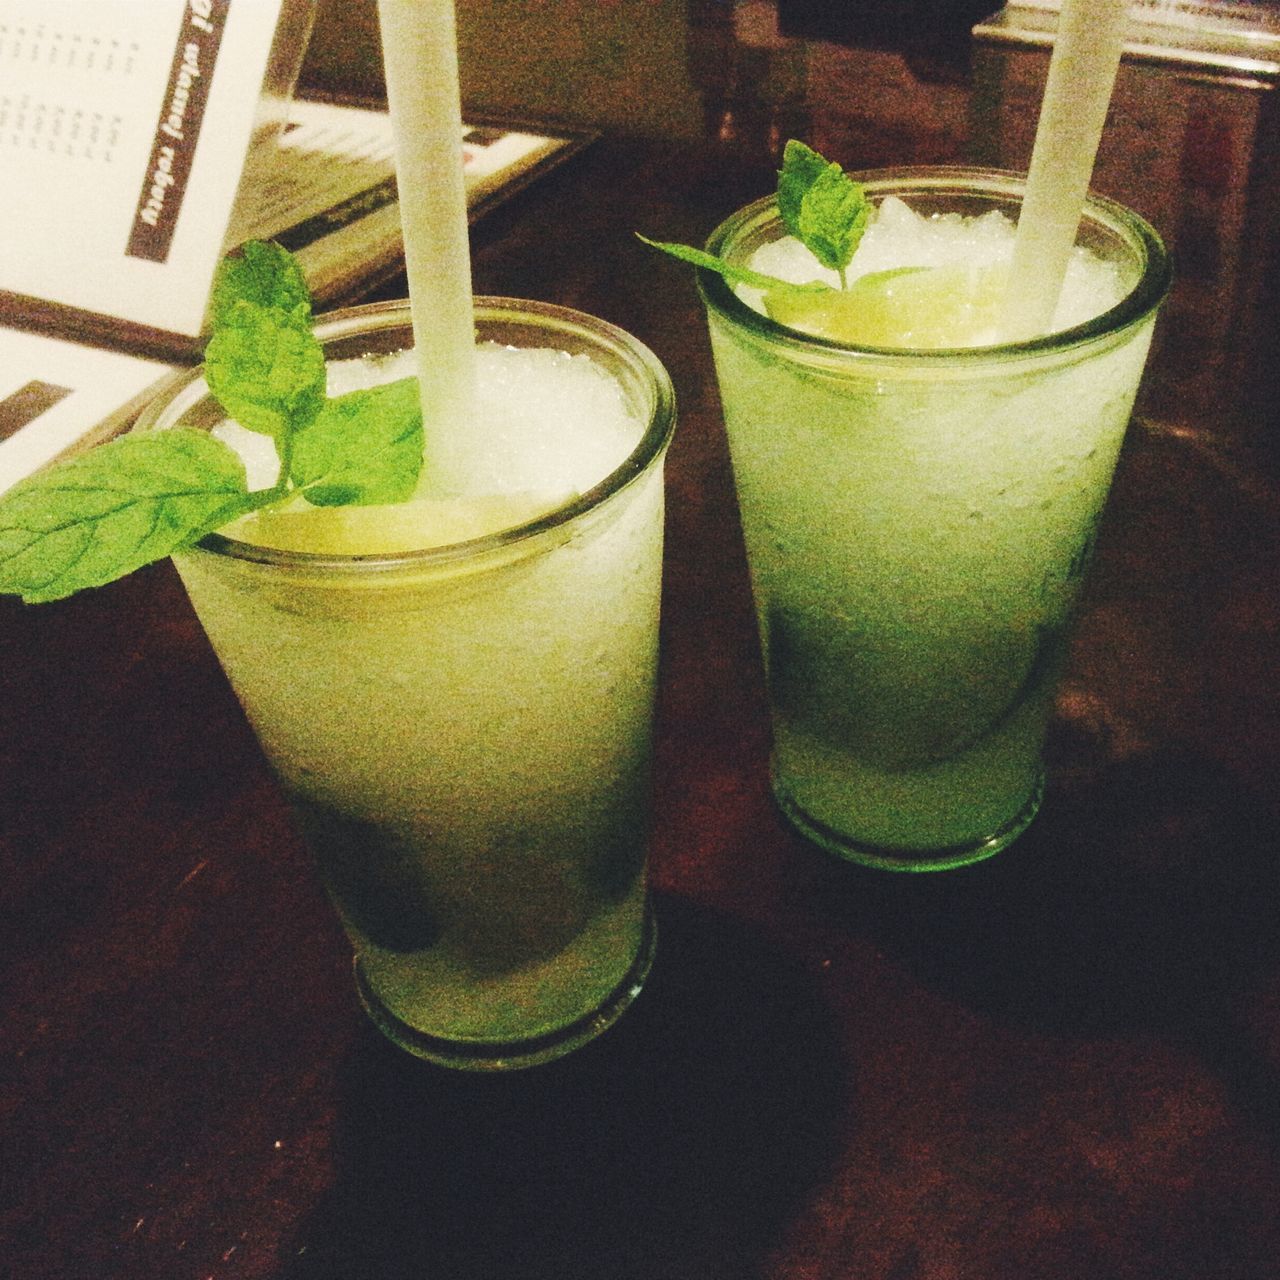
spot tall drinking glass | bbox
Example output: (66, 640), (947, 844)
(136, 299), (676, 1068)
(699, 168), (1170, 872)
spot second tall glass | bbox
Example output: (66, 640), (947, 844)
(699, 168), (1170, 872)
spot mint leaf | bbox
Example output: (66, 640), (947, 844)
(796, 167), (869, 278)
(204, 299), (327, 443)
(777, 140), (869, 281)
(0, 430), (256, 603)
(636, 234), (831, 299)
(211, 240), (311, 329)
(776, 139), (830, 234)
(0, 239), (436, 602)
(289, 377), (424, 507)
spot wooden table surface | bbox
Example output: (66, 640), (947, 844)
(5, 23), (1280, 1279)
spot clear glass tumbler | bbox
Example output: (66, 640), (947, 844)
(699, 168), (1170, 872)
(136, 298), (676, 1067)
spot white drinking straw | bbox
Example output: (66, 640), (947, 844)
(376, 0), (474, 494)
(1001, 0), (1129, 340)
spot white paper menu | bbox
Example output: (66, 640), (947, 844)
(0, 0), (292, 339)
(0, 1), (593, 494)
(0, 328), (173, 485)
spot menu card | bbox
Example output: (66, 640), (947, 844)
(0, 0), (304, 340)
(0, 329), (174, 488)
(0, 0), (591, 492)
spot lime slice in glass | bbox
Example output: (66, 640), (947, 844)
(225, 490), (569, 555)
(766, 265), (1008, 348)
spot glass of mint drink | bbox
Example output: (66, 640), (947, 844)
(684, 157), (1169, 871)
(130, 297), (675, 1068)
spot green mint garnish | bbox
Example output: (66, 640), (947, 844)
(290, 379), (424, 507)
(0, 430), (262, 603)
(776, 140), (868, 288)
(204, 297), (327, 445)
(0, 241), (424, 603)
(634, 235), (829, 300)
(210, 238), (312, 328)
(640, 138), (871, 296)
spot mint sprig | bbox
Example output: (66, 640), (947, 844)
(0, 241), (424, 603)
(776, 140), (868, 288)
(641, 138), (871, 295)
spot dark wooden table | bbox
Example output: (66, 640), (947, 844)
(5, 30), (1280, 1279)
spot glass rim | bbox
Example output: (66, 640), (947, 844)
(698, 165), (1172, 366)
(133, 296), (676, 575)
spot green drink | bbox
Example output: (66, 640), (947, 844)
(136, 299), (675, 1067)
(699, 169), (1170, 871)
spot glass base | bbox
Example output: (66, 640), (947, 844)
(353, 906), (657, 1071)
(773, 768), (1044, 873)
